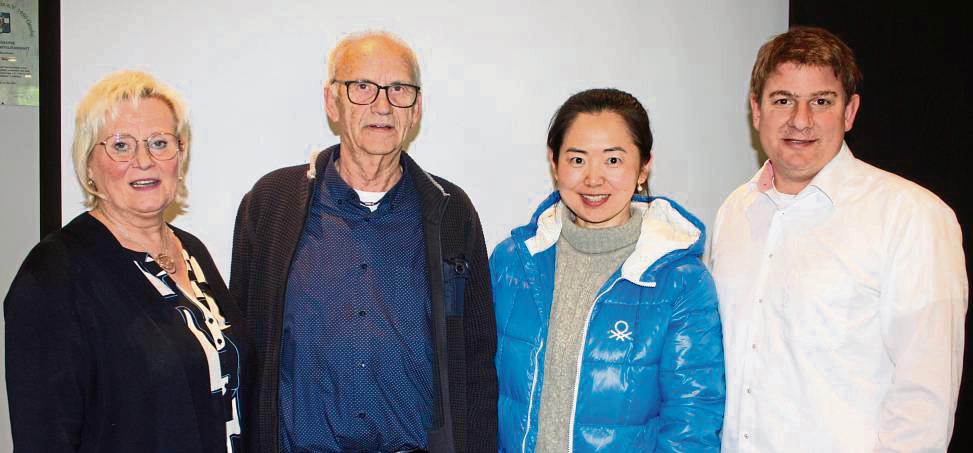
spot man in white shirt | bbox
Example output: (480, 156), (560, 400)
(711, 26), (968, 452)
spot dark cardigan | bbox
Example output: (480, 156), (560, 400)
(4, 212), (249, 453)
(231, 145), (498, 453)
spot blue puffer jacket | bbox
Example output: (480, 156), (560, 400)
(491, 192), (725, 452)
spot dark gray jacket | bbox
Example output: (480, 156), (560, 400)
(231, 145), (498, 453)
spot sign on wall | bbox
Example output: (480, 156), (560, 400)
(0, 0), (38, 106)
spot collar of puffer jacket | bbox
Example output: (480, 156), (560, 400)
(514, 191), (705, 284)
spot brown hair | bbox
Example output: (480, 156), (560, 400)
(750, 26), (862, 101)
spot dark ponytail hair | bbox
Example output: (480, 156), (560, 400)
(547, 88), (653, 167)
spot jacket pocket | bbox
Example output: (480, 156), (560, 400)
(443, 257), (470, 316)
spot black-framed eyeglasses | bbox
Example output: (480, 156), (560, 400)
(96, 132), (182, 162)
(332, 79), (421, 108)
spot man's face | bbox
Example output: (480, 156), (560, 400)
(751, 62), (860, 194)
(325, 38), (422, 159)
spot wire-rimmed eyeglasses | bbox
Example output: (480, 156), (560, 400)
(332, 79), (421, 108)
(96, 132), (182, 162)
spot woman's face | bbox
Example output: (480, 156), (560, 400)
(550, 111), (650, 229)
(87, 97), (182, 222)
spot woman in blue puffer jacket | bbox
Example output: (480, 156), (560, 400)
(491, 88), (725, 452)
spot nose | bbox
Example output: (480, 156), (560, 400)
(583, 166), (604, 187)
(371, 88), (393, 114)
(130, 141), (155, 169)
(788, 102), (814, 130)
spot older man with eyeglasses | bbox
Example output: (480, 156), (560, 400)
(231, 31), (498, 453)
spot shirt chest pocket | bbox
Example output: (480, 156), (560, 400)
(443, 257), (469, 316)
(778, 267), (870, 350)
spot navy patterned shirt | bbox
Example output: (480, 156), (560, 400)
(279, 149), (434, 452)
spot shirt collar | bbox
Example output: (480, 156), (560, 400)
(319, 147), (411, 213)
(749, 142), (855, 206)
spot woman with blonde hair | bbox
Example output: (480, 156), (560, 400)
(4, 70), (247, 452)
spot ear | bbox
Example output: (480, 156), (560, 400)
(85, 166), (99, 193)
(749, 93), (762, 130)
(410, 93), (423, 129)
(547, 148), (558, 183)
(638, 155), (653, 184)
(843, 93), (861, 132)
(324, 83), (340, 123)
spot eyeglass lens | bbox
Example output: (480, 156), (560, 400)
(103, 133), (180, 162)
(346, 81), (418, 107)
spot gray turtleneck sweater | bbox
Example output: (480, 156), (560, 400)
(534, 205), (643, 452)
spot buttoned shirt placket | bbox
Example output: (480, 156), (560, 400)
(716, 144), (967, 452)
(735, 189), (798, 450)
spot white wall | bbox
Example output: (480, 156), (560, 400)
(0, 104), (40, 452)
(59, 0), (787, 275)
(0, 2), (789, 450)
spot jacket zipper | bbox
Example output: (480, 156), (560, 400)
(522, 339), (544, 453)
(431, 193), (455, 452)
(566, 277), (623, 453)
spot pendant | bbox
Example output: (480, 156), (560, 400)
(156, 252), (176, 274)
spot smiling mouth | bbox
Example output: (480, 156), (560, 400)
(368, 124), (394, 131)
(783, 138), (817, 146)
(130, 179), (160, 188)
(580, 194), (609, 206)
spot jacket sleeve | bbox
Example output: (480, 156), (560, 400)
(874, 200), (967, 451)
(462, 206), (499, 452)
(4, 243), (89, 453)
(656, 262), (726, 452)
(229, 192), (254, 320)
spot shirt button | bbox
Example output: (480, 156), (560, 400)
(744, 433), (750, 440)
(359, 263), (368, 270)
(768, 253), (774, 259)
(358, 361), (366, 368)
(746, 387), (752, 394)
(357, 412), (366, 419)
(358, 310), (367, 317)
(758, 298), (764, 304)
(752, 343), (757, 350)
(207, 318), (215, 324)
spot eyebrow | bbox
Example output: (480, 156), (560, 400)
(811, 90), (839, 98)
(767, 90), (839, 98)
(565, 146), (628, 153)
(349, 78), (417, 86)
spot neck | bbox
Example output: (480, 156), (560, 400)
(92, 205), (168, 248)
(336, 148), (403, 192)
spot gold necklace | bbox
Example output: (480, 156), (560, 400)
(98, 208), (177, 274)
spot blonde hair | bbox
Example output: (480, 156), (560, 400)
(73, 70), (192, 208)
(327, 30), (421, 85)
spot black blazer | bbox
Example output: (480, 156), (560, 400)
(4, 213), (249, 453)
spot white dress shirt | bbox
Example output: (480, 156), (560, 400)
(711, 143), (967, 452)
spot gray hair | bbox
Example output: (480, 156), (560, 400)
(327, 30), (421, 85)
